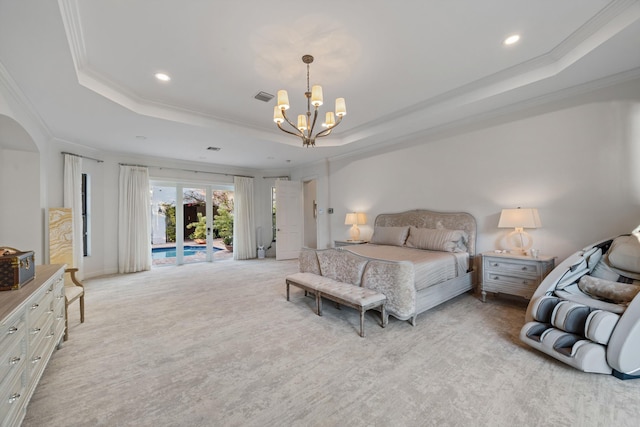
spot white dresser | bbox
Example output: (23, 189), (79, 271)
(0, 264), (66, 427)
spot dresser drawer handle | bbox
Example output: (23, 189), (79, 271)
(8, 393), (21, 404)
(492, 276), (500, 280)
(10, 356), (21, 365)
(491, 263), (499, 267)
(7, 326), (18, 334)
(31, 328), (41, 335)
(30, 303), (39, 310)
(521, 266), (529, 271)
(31, 356), (42, 364)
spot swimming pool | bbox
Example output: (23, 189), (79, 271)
(152, 245), (220, 259)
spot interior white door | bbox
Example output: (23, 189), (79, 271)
(276, 180), (303, 260)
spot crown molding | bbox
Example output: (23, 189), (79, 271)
(0, 60), (53, 143)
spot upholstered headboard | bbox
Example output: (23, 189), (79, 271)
(374, 209), (477, 256)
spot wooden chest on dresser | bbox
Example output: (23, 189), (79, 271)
(481, 252), (555, 302)
(0, 264), (66, 427)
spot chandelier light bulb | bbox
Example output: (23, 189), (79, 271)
(323, 111), (335, 128)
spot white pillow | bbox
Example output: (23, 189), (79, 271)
(370, 226), (409, 246)
(405, 226), (468, 252)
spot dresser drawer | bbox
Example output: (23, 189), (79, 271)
(0, 363), (25, 423)
(0, 315), (25, 353)
(0, 334), (25, 390)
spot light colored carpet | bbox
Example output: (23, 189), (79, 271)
(23, 259), (639, 427)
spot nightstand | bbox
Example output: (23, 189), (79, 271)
(334, 240), (367, 247)
(481, 251), (555, 302)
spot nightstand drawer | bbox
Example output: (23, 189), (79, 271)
(484, 260), (539, 278)
(483, 278), (537, 299)
(485, 273), (538, 287)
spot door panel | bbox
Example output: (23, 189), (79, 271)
(276, 180), (302, 260)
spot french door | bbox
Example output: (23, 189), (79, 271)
(151, 182), (227, 266)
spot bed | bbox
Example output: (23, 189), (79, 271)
(343, 209), (477, 324)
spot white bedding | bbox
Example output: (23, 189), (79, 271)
(345, 243), (469, 291)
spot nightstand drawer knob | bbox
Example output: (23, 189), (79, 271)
(491, 263), (499, 267)
(522, 266), (529, 271)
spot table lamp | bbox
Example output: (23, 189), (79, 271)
(498, 207), (541, 254)
(345, 212), (367, 241)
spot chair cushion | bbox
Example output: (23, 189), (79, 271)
(608, 235), (640, 274)
(65, 286), (83, 302)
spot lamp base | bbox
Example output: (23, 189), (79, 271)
(505, 229), (533, 254)
(349, 225), (361, 241)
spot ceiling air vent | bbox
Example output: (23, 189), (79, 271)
(254, 91), (274, 102)
(207, 146), (221, 151)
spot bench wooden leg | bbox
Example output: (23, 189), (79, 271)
(360, 309), (366, 337)
(317, 293), (323, 316)
(381, 304), (387, 328)
(286, 281), (290, 301)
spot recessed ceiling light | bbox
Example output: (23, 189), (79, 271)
(155, 72), (171, 82)
(503, 34), (520, 46)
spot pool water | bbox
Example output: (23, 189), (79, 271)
(152, 246), (220, 259)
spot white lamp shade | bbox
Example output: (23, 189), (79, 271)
(345, 212), (367, 225)
(297, 115), (307, 131)
(277, 90), (289, 110)
(335, 98), (346, 117)
(498, 208), (541, 229)
(273, 106), (284, 124)
(323, 111), (335, 128)
(311, 85), (323, 107)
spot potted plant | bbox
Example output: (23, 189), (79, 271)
(186, 212), (207, 244)
(213, 205), (233, 251)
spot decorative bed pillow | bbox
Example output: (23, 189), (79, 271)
(578, 275), (640, 304)
(607, 235), (640, 274)
(405, 226), (468, 252)
(370, 226), (410, 246)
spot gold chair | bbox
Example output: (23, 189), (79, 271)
(64, 267), (85, 341)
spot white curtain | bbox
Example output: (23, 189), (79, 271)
(63, 154), (83, 279)
(233, 176), (256, 260)
(118, 165), (151, 273)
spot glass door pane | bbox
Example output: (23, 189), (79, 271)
(183, 187), (207, 264)
(151, 184), (178, 266)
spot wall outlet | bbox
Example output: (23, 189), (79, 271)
(328, 208), (334, 214)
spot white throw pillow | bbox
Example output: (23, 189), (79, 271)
(370, 226), (410, 246)
(405, 226), (468, 252)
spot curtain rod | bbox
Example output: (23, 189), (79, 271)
(118, 163), (253, 179)
(263, 175), (290, 179)
(61, 151), (104, 163)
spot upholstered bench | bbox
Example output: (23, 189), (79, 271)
(286, 272), (387, 337)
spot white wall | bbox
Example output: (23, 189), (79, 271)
(318, 99), (640, 262)
(0, 148), (40, 260)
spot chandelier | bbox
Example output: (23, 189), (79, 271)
(273, 55), (346, 147)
